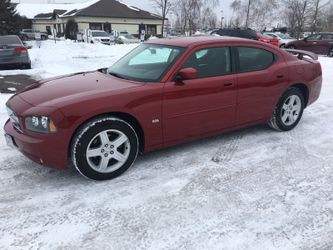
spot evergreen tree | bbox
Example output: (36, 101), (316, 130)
(65, 18), (78, 40)
(0, 0), (21, 35)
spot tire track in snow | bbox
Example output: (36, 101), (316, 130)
(211, 134), (243, 164)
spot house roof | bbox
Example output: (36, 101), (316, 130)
(67, 0), (163, 20)
(34, 9), (67, 20)
(25, 0), (162, 21)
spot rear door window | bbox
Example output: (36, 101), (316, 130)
(237, 47), (275, 73)
(322, 34), (333, 40)
(307, 34), (322, 41)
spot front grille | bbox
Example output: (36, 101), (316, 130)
(6, 107), (23, 133)
(101, 39), (110, 42)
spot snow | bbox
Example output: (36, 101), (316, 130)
(15, 0), (100, 19)
(0, 42), (333, 249)
(0, 40), (138, 79)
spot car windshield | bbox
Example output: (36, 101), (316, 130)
(107, 44), (184, 82)
(123, 34), (136, 39)
(0, 36), (22, 45)
(92, 31), (108, 37)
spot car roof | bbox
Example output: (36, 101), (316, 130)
(146, 36), (256, 48)
(0, 35), (20, 38)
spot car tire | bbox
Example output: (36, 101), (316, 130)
(328, 48), (333, 57)
(41, 35), (47, 40)
(21, 35), (29, 41)
(280, 44), (286, 48)
(268, 87), (305, 131)
(71, 116), (139, 181)
(22, 63), (31, 69)
(288, 45), (296, 49)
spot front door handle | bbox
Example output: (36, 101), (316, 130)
(276, 75), (284, 79)
(224, 83), (234, 87)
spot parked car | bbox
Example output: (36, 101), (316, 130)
(0, 35), (31, 69)
(211, 28), (258, 40)
(116, 34), (139, 44)
(83, 30), (112, 45)
(286, 33), (333, 56)
(20, 29), (48, 41)
(264, 32), (296, 47)
(257, 33), (279, 46)
(4, 37), (322, 180)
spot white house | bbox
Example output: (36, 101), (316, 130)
(16, 0), (164, 36)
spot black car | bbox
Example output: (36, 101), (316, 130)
(211, 28), (258, 40)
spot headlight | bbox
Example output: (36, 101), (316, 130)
(25, 116), (57, 133)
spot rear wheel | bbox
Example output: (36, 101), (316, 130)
(328, 48), (333, 57)
(269, 87), (305, 131)
(21, 63), (31, 69)
(280, 44), (286, 48)
(21, 35), (29, 41)
(288, 45), (296, 49)
(71, 116), (139, 181)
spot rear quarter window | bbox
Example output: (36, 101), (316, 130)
(237, 47), (276, 73)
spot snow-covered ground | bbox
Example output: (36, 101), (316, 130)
(0, 40), (138, 79)
(0, 42), (332, 249)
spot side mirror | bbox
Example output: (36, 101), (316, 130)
(176, 67), (197, 81)
(303, 37), (308, 42)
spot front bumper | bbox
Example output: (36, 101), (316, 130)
(4, 119), (69, 169)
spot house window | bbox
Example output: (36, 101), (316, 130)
(103, 22), (111, 33)
(147, 25), (157, 36)
(89, 23), (102, 30)
(46, 26), (51, 35)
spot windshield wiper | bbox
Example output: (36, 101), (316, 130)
(108, 71), (127, 80)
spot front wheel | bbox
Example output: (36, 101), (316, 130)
(71, 116), (139, 180)
(268, 87), (305, 131)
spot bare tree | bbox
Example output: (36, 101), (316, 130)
(283, 0), (311, 38)
(230, 0), (277, 30)
(309, 0), (330, 33)
(151, 0), (174, 37)
(174, 0), (218, 35)
(245, 0), (252, 28)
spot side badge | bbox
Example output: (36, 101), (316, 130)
(152, 119), (160, 124)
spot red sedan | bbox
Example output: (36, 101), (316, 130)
(257, 33), (279, 47)
(4, 37), (322, 180)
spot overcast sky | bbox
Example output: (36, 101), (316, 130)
(13, 0), (234, 20)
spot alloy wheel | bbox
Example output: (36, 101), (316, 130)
(86, 129), (130, 173)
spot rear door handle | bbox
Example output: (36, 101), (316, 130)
(224, 83), (234, 87)
(276, 75), (284, 79)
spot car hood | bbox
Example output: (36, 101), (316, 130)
(93, 36), (110, 39)
(17, 71), (142, 107)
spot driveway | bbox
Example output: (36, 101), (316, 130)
(0, 75), (35, 93)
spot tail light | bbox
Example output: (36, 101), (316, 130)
(15, 47), (28, 53)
